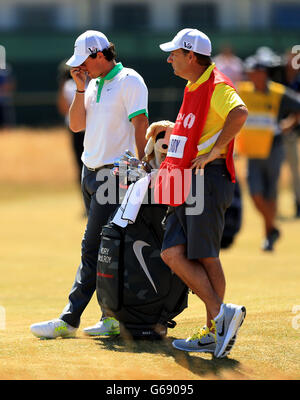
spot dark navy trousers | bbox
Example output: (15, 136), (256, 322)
(60, 165), (118, 328)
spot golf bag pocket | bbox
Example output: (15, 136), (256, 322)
(97, 225), (122, 312)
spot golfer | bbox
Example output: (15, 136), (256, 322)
(30, 30), (149, 338)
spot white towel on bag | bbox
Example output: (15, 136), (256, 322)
(112, 174), (151, 227)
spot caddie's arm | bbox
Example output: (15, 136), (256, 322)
(191, 105), (248, 171)
(69, 67), (87, 132)
(131, 113), (149, 160)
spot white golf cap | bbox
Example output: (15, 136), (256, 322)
(159, 28), (212, 56)
(66, 30), (110, 67)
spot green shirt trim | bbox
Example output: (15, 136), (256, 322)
(96, 62), (124, 103)
(128, 109), (149, 121)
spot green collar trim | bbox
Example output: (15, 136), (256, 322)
(96, 62), (123, 103)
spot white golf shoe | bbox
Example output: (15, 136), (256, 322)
(83, 317), (120, 336)
(30, 318), (77, 339)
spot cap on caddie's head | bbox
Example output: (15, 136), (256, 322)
(159, 28), (212, 56)
(66, 30), (110, 67)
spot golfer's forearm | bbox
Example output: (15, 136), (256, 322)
(131, 114), (149, 159)
(214, 105), (248, 152)
(69, 93), (86, 132)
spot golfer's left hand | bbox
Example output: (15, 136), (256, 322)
(191, 147), (221, 173)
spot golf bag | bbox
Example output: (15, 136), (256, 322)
(96, 203), (188, 340)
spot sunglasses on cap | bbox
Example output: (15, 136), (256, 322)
(88, 47), (99, 59)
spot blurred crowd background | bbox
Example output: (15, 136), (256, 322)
(1, 0), (300, 225)
(1, 0), (300, 127)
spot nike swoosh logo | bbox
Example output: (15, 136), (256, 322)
(198, 341), (215, 347)
(133, 240), (158, 293)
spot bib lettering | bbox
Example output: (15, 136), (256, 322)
(167, 135), (187, 158)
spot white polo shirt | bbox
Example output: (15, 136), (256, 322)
(82, 62), (148, 169)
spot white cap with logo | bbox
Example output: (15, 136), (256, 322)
(66, 30), (110, 67)
(159, 28), (211, 56)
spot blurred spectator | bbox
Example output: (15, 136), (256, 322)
(57, 60), (85, 187)
(254, 46), (283, 83)
(279, 50), (300, 218)
(0, 63), (16, 129)
(236, 55), (300, 251)
(213, 44), (244, 85)
(252, 47), (300, 217)
(255, 47), (282, 70)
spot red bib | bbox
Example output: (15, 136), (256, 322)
(154, 67), (236, 206)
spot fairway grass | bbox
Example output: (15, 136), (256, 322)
(0, 182), (299, 380)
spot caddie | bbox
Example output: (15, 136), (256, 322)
(155, 28), (248, 358)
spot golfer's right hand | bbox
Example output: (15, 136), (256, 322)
(70, 67), (87, 91)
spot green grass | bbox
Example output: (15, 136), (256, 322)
(0, 183), (299, 380)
